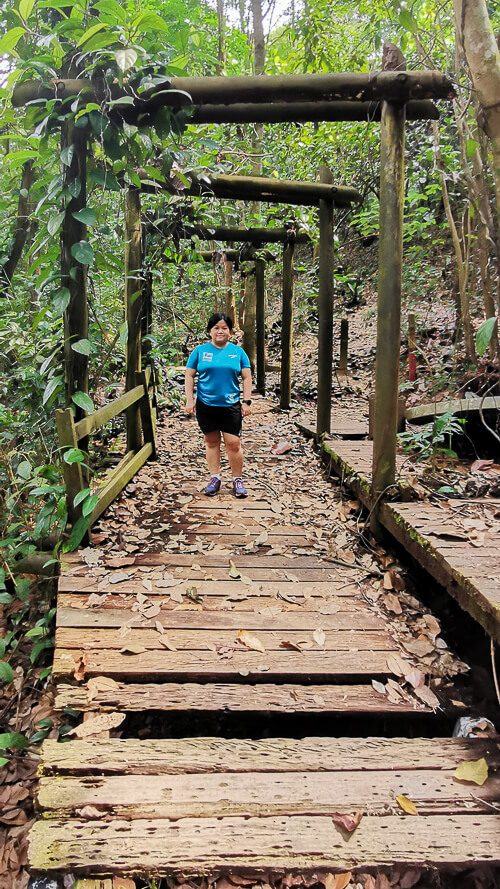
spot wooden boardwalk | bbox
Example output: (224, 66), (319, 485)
(314, 436), (500, 642)
(29, 411), (500, 879)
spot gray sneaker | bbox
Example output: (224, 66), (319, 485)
(232, 478), (248, 498)
(205, 476), (221, 496)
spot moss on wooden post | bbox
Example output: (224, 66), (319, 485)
(124, 186), (143, 452)
(280, 241), (294, 409)
(316, 166), (335, 437)
(255, 258), (266, 394)
(371, 101), (405, 532)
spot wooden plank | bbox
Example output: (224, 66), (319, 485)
(52, 647), (398, 680)
(54, 682), (426, 714)
(57, 592), (370, 613)
(37, 768), (500, 818)
(57, 578), (366, 596)
(39, 737), (500, 775)
(74, 383), (144, 440)
(28, 814), (500, 874)
(406, 396), (500, 424)
(297, 419), (368, 440)
(55, 627), (397, 652)
(90, 443), (153, 525)
(56, 606), (384, 630)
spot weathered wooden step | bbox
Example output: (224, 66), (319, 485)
(55, 681), (426, 714)
(29, 737), (500, 876)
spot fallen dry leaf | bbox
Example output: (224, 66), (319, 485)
(384, 593), (402, 614)
(371, 679), (386, 695)
(73, 654), (87, 682)
(413, 685), (440, 709)
(454, 757), (489, 786)
(271, 440), (293, 455)
(68, 712), (125, 738)
(332, 811), (363, 833)
(313, 628), (326, 647)
(86, 676), (119, 701)
(396, 794), (418, 815)
(105, 556), (136, 568)
(229, 559), (241, 579)
(159, 635), (178, 651)
(281, 639), (303, 652)
(326, 874), (352, 889)
(75, 805), (106, 820)
(119, 645), (147, 655)
(237, 629), (266, 653)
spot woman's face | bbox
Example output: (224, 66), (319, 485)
(209, 320), (231, 347)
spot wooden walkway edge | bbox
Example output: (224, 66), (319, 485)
(302, 432), (500, 641)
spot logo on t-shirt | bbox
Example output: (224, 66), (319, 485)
(202, 352), (213, 362)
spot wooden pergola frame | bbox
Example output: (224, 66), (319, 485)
(13, 68), (454, 531)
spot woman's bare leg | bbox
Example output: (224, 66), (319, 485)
(223, 432), (243, 477)
(204, 430), (222, 475)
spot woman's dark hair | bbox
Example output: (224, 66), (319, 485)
(206, 312), (233, 332)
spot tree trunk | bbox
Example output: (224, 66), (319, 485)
(216, 0), (226, 75)
(0, 160), (35, 294)
(223, 254), (236, 325)
(454, 0), (500, 236)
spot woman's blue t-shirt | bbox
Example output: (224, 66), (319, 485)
(186, 342), (251, 407)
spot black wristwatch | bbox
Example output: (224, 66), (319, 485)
(243, 399), (252, 405)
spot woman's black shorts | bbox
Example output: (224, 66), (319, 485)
(195, 399), (242, 437)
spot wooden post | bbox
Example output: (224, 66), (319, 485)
(223, 252), (236, 323)
(408, 312), (416, 382)
(371, 101), (405, 530)
(316, 166), (335, 437)
(124, 186), (143, 452)
(243, 269), (257, 371)
(280, 240), (294, 409)
(339, 318), (349, 373)
(255, 258), (266, 394)
(55, 408), (84, 527)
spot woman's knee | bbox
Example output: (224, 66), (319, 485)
(224, 435), (242, 454)
(204, 432), (221, 449)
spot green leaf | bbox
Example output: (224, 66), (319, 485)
(71, 338), (91, 355)
(0, 594), (13, 605)
(63, 448), (85, 464)
(68, 178), (82, 198)
(0, 732), (28, 750)
(131, 11), (169, 33)
(95, 0), (127, 23)
(67, 515), (91, 550)
(476, 317), (497, 357)
(76, 22), (106, 47)
(16, 460), (31, 480)
(398, 9), (415, 31)
(73, 487), (91, 507)
(72, 208), (96, 226)
(53, 287), (71, 313)
(466, 138), (479, 159)
(25, 626), (47, 637)
(0, 756), (9, 767)
(19, 0), (35, 20)
(72, 391), (94, 412)
(71, 240), (94, 265)
(115, 48), (138, 72)
(48, 212), (65, 236)
(0, 662), (14, 683)
(60, 145), (74, 166)
(43, 376), (63, 406)
(15, 578), (31, 602)
(82, 494), (99, 517)
(0, 27), (26, 56)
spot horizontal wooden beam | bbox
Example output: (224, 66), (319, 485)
(190, 100), (440, 124)
(90, 443), (153, 525)
(149, 223), (311, 244)
(12, 72), (453, 123)
(162, 249), (276, 262)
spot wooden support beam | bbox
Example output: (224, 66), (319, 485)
(339, 318), (349, 373)
(11, 71), (455, 111)
(161, 248), (275, 263)
(371, 102), (405, 529)
(55, 408), (84, 527)
(255, 259), (266, 395)
(280, 241), (294, 409)
(124, 186), (143, 452)
(243, 270), (257, 371)
(150, 222), (311, 245)
(61, 122), (89, 445)
(189, 100), (440, 125)
(176, 174), (361, 206)
(408, 312), (416, 382)
(316, 167), (335, 438)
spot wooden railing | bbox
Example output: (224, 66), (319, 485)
(55, 368), (156, 529)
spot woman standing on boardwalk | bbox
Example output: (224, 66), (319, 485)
(184, 313), (253, 498)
